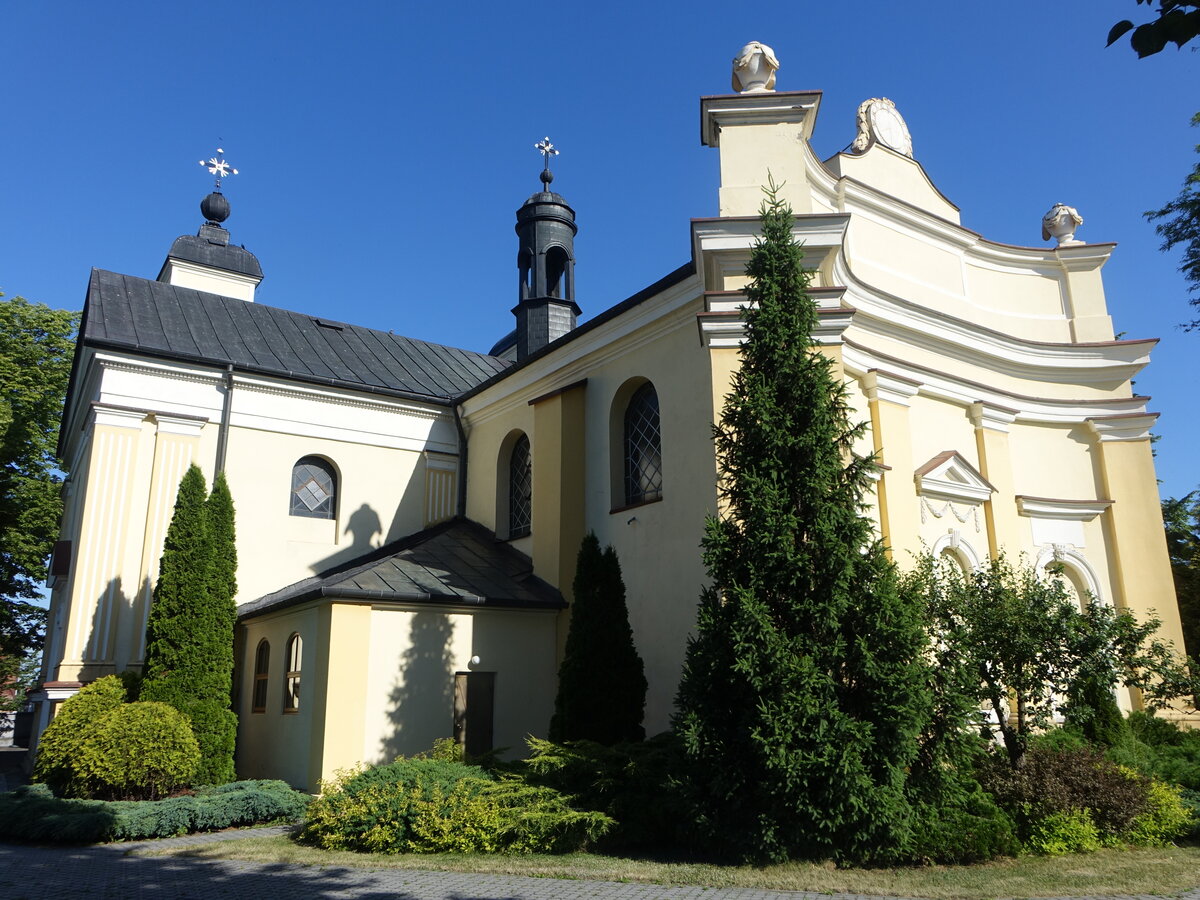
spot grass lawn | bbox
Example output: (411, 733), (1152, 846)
(141, 835), (1200, 898)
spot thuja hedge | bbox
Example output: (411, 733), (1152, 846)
(0, 780), (309, 844)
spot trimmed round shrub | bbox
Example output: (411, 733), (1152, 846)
(75, 701), (200, 801)
(32, 675), (129, 797)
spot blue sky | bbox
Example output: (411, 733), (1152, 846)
(4, 2), (1197, 500)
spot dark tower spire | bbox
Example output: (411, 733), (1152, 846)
(512, 137), (580, 361)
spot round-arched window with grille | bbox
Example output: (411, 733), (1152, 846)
(291, 457), (337, 519)
(623, 383), (662, 506)
(509, 434), (532, 538)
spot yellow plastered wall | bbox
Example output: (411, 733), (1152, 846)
(236, 605), (321, 790)
(53, 411), (205, 682)
(464, 299), (715, 735)
(1091, 437), (1185, 647)
(221, 427), (430, 603)
(1008, 423), (1102, 501)
(361, 606), (559, 766)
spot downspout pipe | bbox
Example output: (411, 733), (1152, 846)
(214, 364), (234, 476)
(453, 401), (468, 519)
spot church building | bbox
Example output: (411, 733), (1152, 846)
(33, 44), (1185, 791)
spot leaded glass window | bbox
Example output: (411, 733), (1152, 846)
(284, 633), (302, 713)
(291, 457), (336, 519)
(509, 434), (532, 538)
(623, 383), (662, 506)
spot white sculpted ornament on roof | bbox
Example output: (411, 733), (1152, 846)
(1041, 203), (1084, 247)
(732, 41), (779, 93)
(850, 98), (913, 159)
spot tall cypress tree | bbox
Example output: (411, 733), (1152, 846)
(673, 184), (930, 865)
(549, 532), (647, 744)
(141, 464), (238, 785)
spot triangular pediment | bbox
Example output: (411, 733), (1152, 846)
(914, 451), (994, 504)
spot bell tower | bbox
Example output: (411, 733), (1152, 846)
(512, 138), (580, 361)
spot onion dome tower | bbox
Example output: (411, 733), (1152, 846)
(512, 138), (580, 361)
(157, 148), (263, 302)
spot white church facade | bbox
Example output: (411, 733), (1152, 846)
(34, 45), (1185, 791)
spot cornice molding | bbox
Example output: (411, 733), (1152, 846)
(862, 368), (921, 406)
(1016, 496), (1112, 521)
(1087, 413), (1158, 442)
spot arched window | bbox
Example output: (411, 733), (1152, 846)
(291, 456), (337, 519)
(508, 434), (532, 539)
(623, 382), (662, 506)
(284, 633), (302, 713)
(252, 640), (270, 713)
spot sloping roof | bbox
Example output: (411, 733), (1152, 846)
(82, 269), (509, 403)
(237, 518), (565, 620)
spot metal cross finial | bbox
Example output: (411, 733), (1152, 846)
(534, 137), (558, 188)
(199, 147), (239, 191)
(535, 137), (558, 163)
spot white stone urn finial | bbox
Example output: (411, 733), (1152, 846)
(732, 41), (779, 93)
(1041, 203), (1084, 247)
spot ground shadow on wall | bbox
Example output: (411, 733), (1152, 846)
(308, 503), (383, 575)
(378, 610), (455, 761)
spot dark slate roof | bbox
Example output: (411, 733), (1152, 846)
(82, 269), (510, 403)
(237, 518), (565, 619)
(165, 228), (263, 278)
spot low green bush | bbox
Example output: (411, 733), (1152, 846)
(518, 733), (687, 851)
(482, 779), (613, 853)
(1122, 778), (1194, 846)
(76, 701), (200, 800)
(1115, 712), (1200, 791)
(981, 744), (1150, 845)
(1024, 808), (1102, 856)
(909, 788), (1019, 864)
(0, 780), (309, 843)
(298, 755), (611, 854)
(32, 675), (128, 797)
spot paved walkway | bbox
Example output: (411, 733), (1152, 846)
(2, 825), (1200, 900)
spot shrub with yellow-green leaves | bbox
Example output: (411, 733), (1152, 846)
(298, 755), (611, 854)
(75, 702), (200, 801)
(32, 675), (129, 797)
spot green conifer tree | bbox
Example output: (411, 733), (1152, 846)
(549, 532), (647, 744)
(141, 464), (238, 785)
(673, 183), (930, 865)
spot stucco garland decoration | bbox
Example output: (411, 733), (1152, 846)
(731, 41), (779, 93)
(920, 496), (981, 532)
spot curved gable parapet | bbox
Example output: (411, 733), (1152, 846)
(824, 144), (961, 224)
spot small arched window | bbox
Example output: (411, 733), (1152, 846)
(623, 383), (662, 506)
(284, 633), (302, 713)
(509, 434), (532, 539)
(291, 456), (337, 519)
(252, 640), (270, 713)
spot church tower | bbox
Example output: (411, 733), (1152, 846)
(512, 138), (579, 361)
